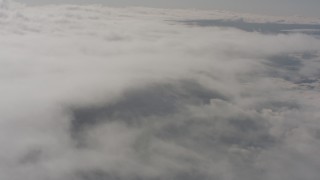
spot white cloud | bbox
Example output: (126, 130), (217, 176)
(1, 2), (320, 180)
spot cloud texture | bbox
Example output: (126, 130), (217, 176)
(1, 1), (320, 180)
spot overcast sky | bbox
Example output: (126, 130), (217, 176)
(14, 0), (320, 18)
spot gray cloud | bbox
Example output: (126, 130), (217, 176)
(1, 2), (320, 180)
(178, 19), (320, 35)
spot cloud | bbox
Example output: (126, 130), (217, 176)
(1, 2), (320, 180)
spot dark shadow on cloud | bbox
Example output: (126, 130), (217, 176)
(267, 54), (303, 71)
(294, 78), (319, 85)
(255, 101), (300, 112)
(262, 54), (304, 83)
(264, 52), (320, 87)
(155, 114), (276, 150)
(177, 19), (320, 35)
(301, 51), (319, 59)
(71, 89), (277, 179)
(19, 148), (43, 165)
(69, 79), (229, 146)
(77, 170), (212, 180)
(69, 78), (278, 159)
(77, 171), (122, 180)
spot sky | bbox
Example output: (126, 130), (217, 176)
(14, 0), (320, 18)
(1, 1), (320, 180)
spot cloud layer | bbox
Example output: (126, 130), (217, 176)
(1, 2), (320, 180)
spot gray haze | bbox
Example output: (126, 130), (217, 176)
(14, 0), (320, 18)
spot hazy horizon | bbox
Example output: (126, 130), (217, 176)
(12, 0), (320, 18)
